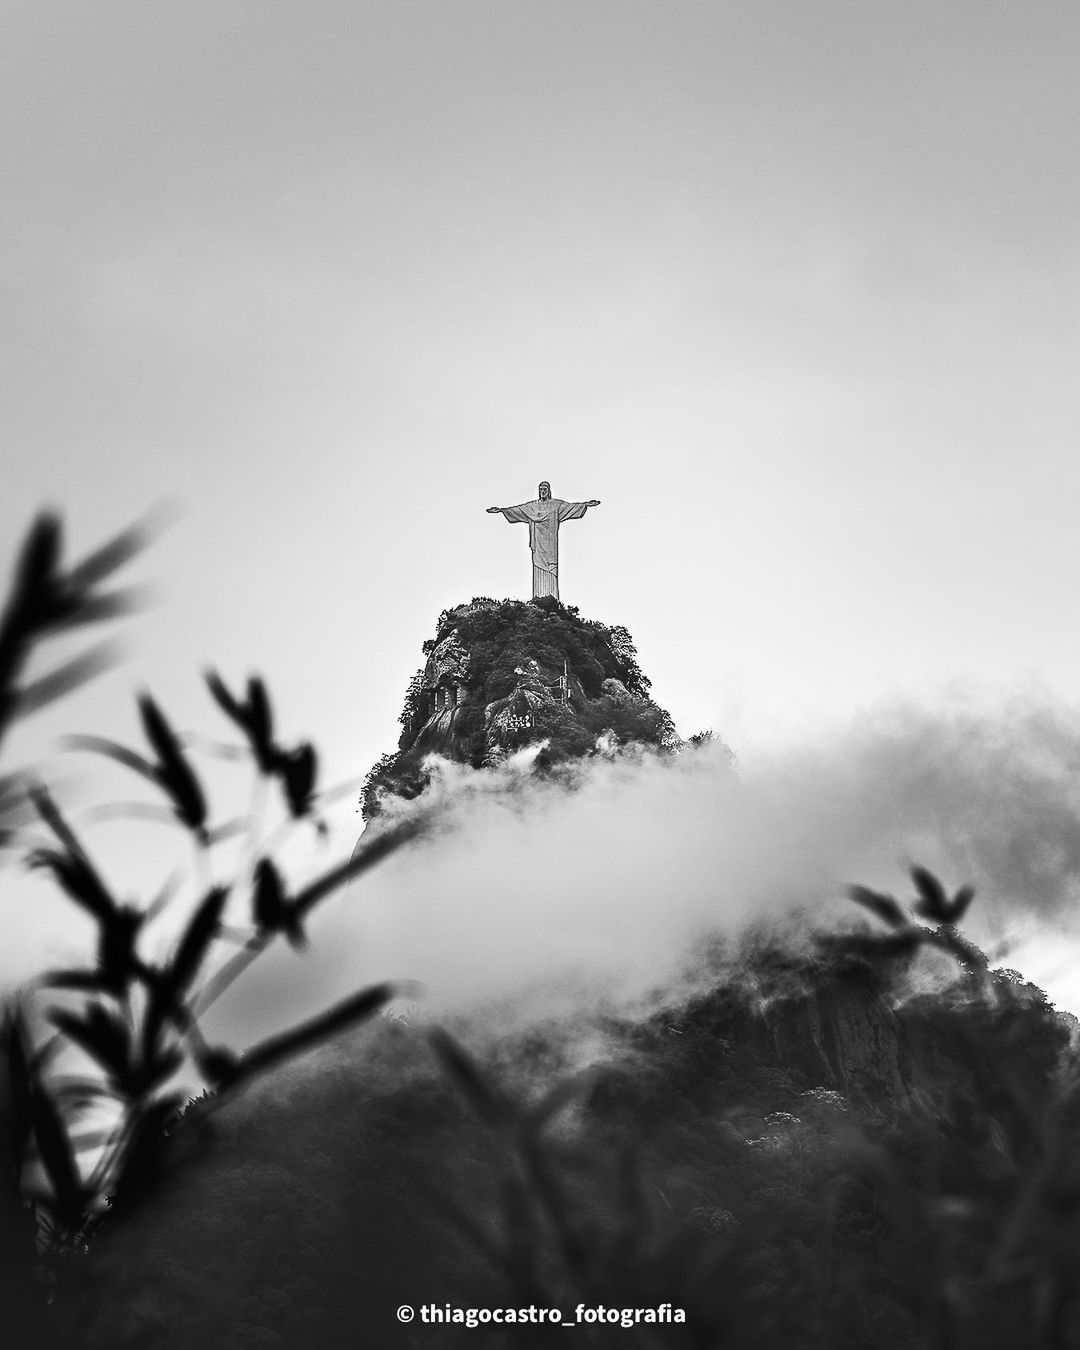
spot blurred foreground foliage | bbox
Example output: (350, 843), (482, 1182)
(4, 515), (1080, 1349)
(48, 889), (1080, 1350)
(0, 515), (420, 1348)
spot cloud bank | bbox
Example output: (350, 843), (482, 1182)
(215, 697), (1080, 1044)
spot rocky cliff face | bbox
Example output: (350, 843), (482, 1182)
(362, 596), (693, 818)
(759, 975), (913, 1101)
(618, 943), (1070, 1131)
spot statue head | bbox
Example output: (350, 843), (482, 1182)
(538, 481), (551, 501)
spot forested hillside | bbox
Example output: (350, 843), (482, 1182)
(72, 910), (1079, 1350)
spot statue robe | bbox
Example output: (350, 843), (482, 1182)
(496, 497), (590, 600)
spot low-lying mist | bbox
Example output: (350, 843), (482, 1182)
(214, 696), (1080, 1050)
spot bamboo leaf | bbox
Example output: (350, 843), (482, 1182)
(165, 886), (228, 1001)
(205, 671), (278, 772)
(204, 670), (244, 729)
(252, 858), (286, 933)
(44, 587), (147, 633)
(62, 735), (158, 783)
(848, 885), (908, 930)
(43, 970), (109, 993)
(950, 883), (976, 923)
(0, 516), (60, 731)
(15, 513), (62, 595)
(292, 816), (425, 921)
(278, 743), (317, 818)
(80, 800), (180, 827)
(65, 515), (154, 592)
(29, 785), (120, 924)
(30, 1082), (86, 1228)
(2, 1008), (35, 1156)
(26, 845), (117, 923)
(47, 1075), (114, 1107)
(50, 1005), (131, 1082)
(246, 678), (274, 768)
(0, 514), (60, 647)
(140, 978), (177, 1070)
(235, 982), (415, 1085)
(911, 866), (951, 922)
(205, 816), (248, 846)
(97, 903), (146, 992)
(139, 694), (207, 834)
(428, 1029), (507, 1128)
(195, 1045), (240, 1090)
(15, 643), (123, 718)
(68, 1126), (120, 1153)
(131, 1045), (185, 1096)
(251, 859), (306, 946)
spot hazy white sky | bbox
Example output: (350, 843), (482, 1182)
(4, 3), (1080, 1008)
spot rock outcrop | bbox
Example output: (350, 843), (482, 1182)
(362, 595), (699, 818)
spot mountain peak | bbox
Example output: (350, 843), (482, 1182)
(362, 596), (690, 818)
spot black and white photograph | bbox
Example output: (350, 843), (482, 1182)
(3, 3), (1080, 1347)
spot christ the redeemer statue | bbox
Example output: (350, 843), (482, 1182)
(486, 481), (600, 600)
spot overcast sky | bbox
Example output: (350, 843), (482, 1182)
(4, 3), (1080, 1005)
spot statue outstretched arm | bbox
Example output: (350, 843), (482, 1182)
(488, 503), (533, 523)
(557, 498), (600, 522)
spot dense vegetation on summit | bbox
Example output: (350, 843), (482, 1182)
(363, 596), (684, 816)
